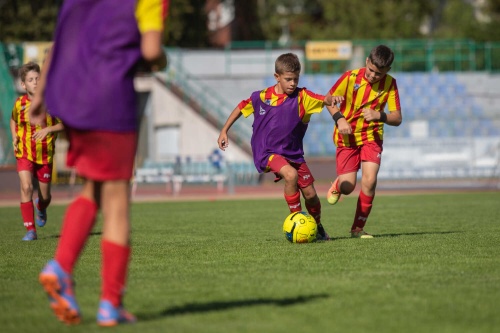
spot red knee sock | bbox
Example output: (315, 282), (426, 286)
(351, 191), (374, 231)
(284, 191), (302, 212)
(37, 196), (52, 210)
(20, 201), (35, 232)
(305, 200), (321, 224)
(101, 240), (131, 307)
(55, 196), (98, 274)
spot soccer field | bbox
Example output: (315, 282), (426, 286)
(1, 191), (499, 333)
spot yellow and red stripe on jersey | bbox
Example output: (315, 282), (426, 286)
(238, 86), (326, 122)
(11, 94), (60, 164)
(328, 68), (400, 147)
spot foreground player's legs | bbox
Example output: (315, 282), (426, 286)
(98, 180), (136, 326)
(39, 180), (99, 324)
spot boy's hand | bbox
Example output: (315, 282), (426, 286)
(324, 95), (344, 106)
(337, 118), (352, 135)
(12, 136), (19, 153)
(217, 133), (229, 151)
(32, 127), (50, 141)
(361, 108), (380, 122)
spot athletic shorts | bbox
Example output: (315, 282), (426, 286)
(336, 141), (383, 175)
(16, 158), (53, 183)
(266, 154), (315, 188)
(66, 129), (138, 181)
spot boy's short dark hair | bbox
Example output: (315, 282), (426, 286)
(368, 45), (394, 69)
(275, 53), (301, 74)
(19, 61), (41, 82)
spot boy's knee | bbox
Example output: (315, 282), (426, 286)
(21, 183), (34, 196)
(282, 169), (298, 183)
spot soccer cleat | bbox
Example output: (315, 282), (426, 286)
(34, 198), (47, 227)
(39, 260), (81, 325)
(326, 178), (341, 205)
(97, 300), (136, 327)
(22, 230), (37, 241)
(350, 229), (374, 239)
(316, 224), (331, 241)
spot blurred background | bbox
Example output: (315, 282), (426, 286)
(1, 0), (499, 197)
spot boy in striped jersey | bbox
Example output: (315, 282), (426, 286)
(217, 53), (343, 241)
(325, 45), (403, 238)
(10, 61), (64, 241)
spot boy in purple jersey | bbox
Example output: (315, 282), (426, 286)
(217, 53), (343, 241)
(30, 0), (168, 326)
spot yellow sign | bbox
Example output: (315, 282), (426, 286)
(305, 41), (352, 61)
(23, 42), (53, 68)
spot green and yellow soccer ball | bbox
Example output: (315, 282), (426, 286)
(283, 211), (317, 243)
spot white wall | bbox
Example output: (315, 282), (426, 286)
(149, 78), (251, 163)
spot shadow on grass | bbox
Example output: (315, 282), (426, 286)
(137, 293), (329, 320)
(43, 231), (102, 239)
(333, 231), (462, 240)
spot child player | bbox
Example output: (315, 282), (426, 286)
(217, 53), (344, 241)
(325, 45), (402, 238)
(29, 0), (169, 326)
(10, 61), (64, 241)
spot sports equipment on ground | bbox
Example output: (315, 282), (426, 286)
(283, 211), (318, 243)
(39, 260), (81, 324)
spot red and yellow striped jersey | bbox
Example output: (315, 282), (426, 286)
(238, 86), (326, 122)
(328, 68), (401, 147)
(11, 94), (61, 164)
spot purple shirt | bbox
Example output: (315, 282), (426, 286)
(45, 0), (142, 132)
(250, 89), (307, 172)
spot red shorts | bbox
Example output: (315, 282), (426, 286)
(267, 154), (315, 188)
(66, 129), (138, 181)
(336, 141), (383, 175)
(16, 158), (53, 183)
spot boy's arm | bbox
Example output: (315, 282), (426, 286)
(217, 107), (243, 151)
(141, 30), (167, 71)
(9, 118), (19, 153)
(30, 47), (52, 126)
(323, 94), (344, 106)
(326, 103), (351, 135)
(362, 108), (402, 126)
(32, 122), (65, 142)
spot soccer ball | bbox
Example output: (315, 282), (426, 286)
(283, 211), (317, 243)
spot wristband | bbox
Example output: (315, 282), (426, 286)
(332, 112), (345, 126)
(379, 112), (387, 123)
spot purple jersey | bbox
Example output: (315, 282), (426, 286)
(45, 0), (142, 132)
(250, 89), (307, 172)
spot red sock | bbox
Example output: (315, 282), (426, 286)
(101, 240), (131, 307)
(284, 191), (301, 212)
(20, 201), (36, 232)
(351, 191), (374, 231)
(55, 196), (98, 274)
(305, 200), (321, 224)
(37, 196), (51, 210)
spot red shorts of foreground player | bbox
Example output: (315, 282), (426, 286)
(66, 129), (138, 181)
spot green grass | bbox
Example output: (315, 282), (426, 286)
(1, 191), (499, 333)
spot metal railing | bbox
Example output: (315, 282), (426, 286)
(226, 39), (500, 74)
